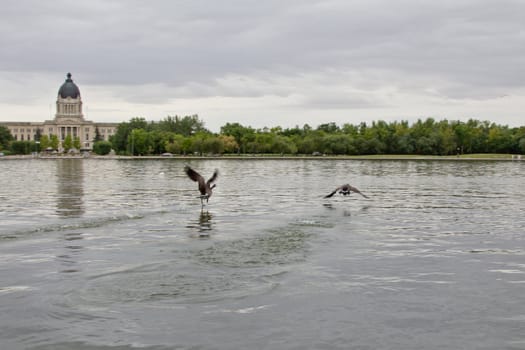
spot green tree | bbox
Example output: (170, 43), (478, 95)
(323, 134), (355, 155)
(175, 115), (207, 136)
(152, 130), (184, 154)
(296, 131), (324, 154)
(452, 120), (474, 154)
(0, 125), (13, 150)
(390, 120), (412, 154)
(93, 140), (112, 155)
(218, 135), (239, 153)
(188, 132), (212, 155)
(156, 115), (178, 132)
(487, 125), (512, 153)
(10, 141), (31, 154)
(512, 127), (525, 154)
(435, 120), (456, 155)
(63, 134), (73, 152)
(518, 138), (525, 154)
(281, 125), (305, 138)
(251, 132), (275, 154)
(110, 117), (149, 154)
(221, 122), (255, 153)
(203, 136), (225, 155)
(128, 128), (152, 155)
(165, 134), (186, 154)
(463, 119), (488, 153)
(50, 134), (60, 150)
(317, 122), (340, 134)
(181, 137), (193, 155)
(270, 135), (297, 154)
(39, 134), (50, 150)
(73, 136), (81, 150)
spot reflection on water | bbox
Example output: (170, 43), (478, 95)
(198, 210), (213, 233)
(186, 209), (213, 236)
(57, 232), (84, 274)
(56, 159), (84, 217)
(323, 202), (372, 218)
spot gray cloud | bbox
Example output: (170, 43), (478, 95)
(1, 0), (525, 128)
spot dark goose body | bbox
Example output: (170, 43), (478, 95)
(184, 166), (219, 204)
(324, 184), (369, 199)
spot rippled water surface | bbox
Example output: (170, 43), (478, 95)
(1, 158), (524, 349)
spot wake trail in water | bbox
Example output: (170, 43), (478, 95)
(0, 205), (183, 241)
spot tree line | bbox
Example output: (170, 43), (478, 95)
(106, 115), (525, 156)
(1, 115), (524, 156)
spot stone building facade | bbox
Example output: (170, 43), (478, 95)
(1, 73), (118, 151)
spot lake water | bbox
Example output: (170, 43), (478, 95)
(1, 158), (524, 349)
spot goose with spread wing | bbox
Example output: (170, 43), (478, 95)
(184, 165), (219, 205)
(324, 184), (369, 199)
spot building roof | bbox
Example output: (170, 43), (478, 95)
(58, 73), (81, 99)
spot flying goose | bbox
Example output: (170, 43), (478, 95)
(184, 165), (219, 205)
(324, 184), (369, 199)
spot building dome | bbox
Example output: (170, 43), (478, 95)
(58, 73), (81, 98)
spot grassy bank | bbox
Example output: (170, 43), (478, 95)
(2, 153), (523, 161)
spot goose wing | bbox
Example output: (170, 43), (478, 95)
(207, 169), (219, 186)
(348, 185), (369, 198)
(185, 166), (206, 194)
(324, 185), (344, 198)
(184, 166), (204, 183)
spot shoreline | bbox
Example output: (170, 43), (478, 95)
(1, 154), (523, 161)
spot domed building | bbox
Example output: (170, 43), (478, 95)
(1, 73), (118, 151)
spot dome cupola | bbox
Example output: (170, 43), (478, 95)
(58, 73), (81, 99)
(55, 72), (84, 121)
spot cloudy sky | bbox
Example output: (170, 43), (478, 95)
(1, 0), (524, 131)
